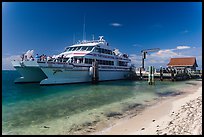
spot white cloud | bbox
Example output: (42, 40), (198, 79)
(132, 44), (142, 47)
(176, 46), (190, 50)
(154, 49), (178, 57)
(129, 54), (142, 66)
(144, 49), (179, 67)
(110, 23), (122, 27)
(130, 46), (202, 70)
(2, 55), (21, 70)
(180, 29), (189, 34)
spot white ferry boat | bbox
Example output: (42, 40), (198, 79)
(11, 36), (133, 85)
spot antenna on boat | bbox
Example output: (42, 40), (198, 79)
(83, 14), (86, 41)
(73, 33), (75, 44)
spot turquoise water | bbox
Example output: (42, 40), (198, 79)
(2, 70), (194, 135)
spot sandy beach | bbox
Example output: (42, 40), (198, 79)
(91, 79), (202, 135)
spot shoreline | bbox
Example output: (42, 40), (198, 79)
(90, 79), (202, 135)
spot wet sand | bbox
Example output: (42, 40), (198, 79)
(90, 79), (202, 135)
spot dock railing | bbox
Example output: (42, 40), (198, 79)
(134, 67), (202, 81)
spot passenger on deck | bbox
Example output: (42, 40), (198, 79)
(35, 54), (40, 61)
(40, 54), (45, 61)
(21, 53), (25, 61)
(30, 55), (34, 61)
(24, 55), (28, 61)
(67, 58), (72, 64)
(44, 55), (47, 61)
(47, 56), (52, 61)
(77, 59), (80, 63)
(61, 54), (64, 62)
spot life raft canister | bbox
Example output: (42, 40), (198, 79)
(89, 66), (93, 76)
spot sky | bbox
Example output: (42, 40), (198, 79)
(2, 2), (202, 70)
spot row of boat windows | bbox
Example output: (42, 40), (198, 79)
(119, 61), (128, 66)
(94, 48), (113, 55)
(85, 58), (114, 65)
(50, 57), (127, 66)
(84, 58), (128, 66)
(65, 46), (94, 52)
(64, 46), (113, 55)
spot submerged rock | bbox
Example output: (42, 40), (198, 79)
(123, 103), (143, 112)
(157, 91), (182, 97)
(43, 125), (50, 128)
(128, 103), (142, 109)
(185, 82), (197, 85)
(82, 121), (92, 127)
(105, 112), (122, 117)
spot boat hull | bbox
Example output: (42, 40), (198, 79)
(40, 67), (130, 85)
(11, 61), (47, 83)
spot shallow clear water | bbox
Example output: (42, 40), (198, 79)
(2, 70), (194, 134)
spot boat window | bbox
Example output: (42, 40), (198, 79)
(75, 46), (82, 51)
(108, 61), (111, 65)
(86, 46), (94, 51)
(66, 47), (74, 52)
(76, 57), (83, 63)
(94, 47), (99, 52)
(107, 50), (109, 54)
(69, 47), (74, 51)
(101, 49), (105, 53)
(85, 47), (89, 51)
(81, 46), (88, 51)
(55, 58), (61, 62)
(85, 58), (94, 64)
(98, 48), (102, 53)
(119, 61), (127, 66)
(66, 47), (70, 51)
(63, 58), (69, 62)
(104, 49), (108, 54)
(71, 47), (78, 51)
(108, 50), (110, 54)
(96, 59), (114, 65)
(64, 47), (70, 52)
(85, 58), (88, 64)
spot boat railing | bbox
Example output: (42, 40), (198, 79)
(79, 39), (106, 44)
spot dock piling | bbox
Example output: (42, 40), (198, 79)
(140, 67), (143, 80)
(92, 60), (99, 84)
(171, 67), (175, 81)
(160, 66), (163, 81)
(148, 66), (155, 85)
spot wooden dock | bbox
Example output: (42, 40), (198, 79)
(130, 70), (202, 81)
